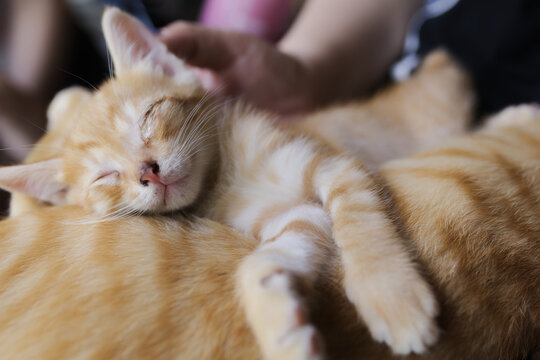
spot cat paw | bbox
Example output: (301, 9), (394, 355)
(238, 260), (324, 360)
(345, 271), (439, 355)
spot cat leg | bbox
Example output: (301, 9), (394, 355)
(237, 204), (332, 360)
(312, 155), (439, 354)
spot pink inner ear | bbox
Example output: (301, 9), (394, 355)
(0, 159), (67, 204)
(121, 18), (155, 58)
(126, 28), (178, 77)
(104, 8), (202, 85)
(104, 8), (163, 74)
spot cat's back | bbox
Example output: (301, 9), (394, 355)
(380, 105), (540, 359)
(292, 50), (474, 170)
(0, 206), (260, 360)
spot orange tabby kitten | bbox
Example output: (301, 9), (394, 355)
(0, 8), (440, 359)
(1, 100), (537, 360)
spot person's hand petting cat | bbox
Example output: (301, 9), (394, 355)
(158, 0), (423, 116)
(158, 24), (317, 116)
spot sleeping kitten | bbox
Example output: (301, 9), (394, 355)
(0, 8), (438, 359)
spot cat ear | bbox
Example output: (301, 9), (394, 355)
(102, 7), (200, 87)
(0, 159), (67, 205)
(47, 87), (92, 131)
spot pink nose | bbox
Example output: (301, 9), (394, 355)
(140, 161), (162, 187)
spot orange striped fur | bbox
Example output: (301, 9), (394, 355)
(1, 104), (538, 360)
(379, 104), (540, 359)
(0, 206), (260, 360)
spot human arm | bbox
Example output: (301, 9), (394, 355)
(158, 0), (423, 115)
(278, 0), (423, 106)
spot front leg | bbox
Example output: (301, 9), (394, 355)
(312, 155), (439, 355)
(237, 205), (332, 360)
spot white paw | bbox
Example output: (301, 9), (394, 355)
(345, 271), (439, 355)
(238, 260), (324, 360)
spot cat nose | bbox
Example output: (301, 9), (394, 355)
(140, 161), (162, 187)
(146, 161), (160, 174)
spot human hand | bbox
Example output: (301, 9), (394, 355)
(157, 22), (320, 116)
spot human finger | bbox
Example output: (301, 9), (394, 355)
(158, 22), (235, 71)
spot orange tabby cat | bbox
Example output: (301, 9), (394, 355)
(0, 207), (261, 360)
(0, 8), (445, 359)
(1, 99), (538, 360)
(379, 104), (540, 359)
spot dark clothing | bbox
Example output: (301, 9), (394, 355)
(419, 0), (540, 116)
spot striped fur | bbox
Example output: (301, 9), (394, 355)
(0, 206), (260, 360)
(1, 106), (537, 360)
(380, 104), (540, 359)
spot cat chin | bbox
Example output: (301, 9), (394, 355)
(138, 181), (197, 214)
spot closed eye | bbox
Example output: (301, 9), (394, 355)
(92, 170), (121, 186)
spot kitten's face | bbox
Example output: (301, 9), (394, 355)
(62, 73), (219, 214)
(0, 8), (221, 215)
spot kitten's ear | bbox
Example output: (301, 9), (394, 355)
(47, 87), (92, 131)
(0, 159), (67, 205)
(102, 7), (200, 87)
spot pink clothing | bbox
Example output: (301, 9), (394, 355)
(199, 0), (297, 41)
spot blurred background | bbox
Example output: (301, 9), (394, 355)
(0, 0), (539, 214)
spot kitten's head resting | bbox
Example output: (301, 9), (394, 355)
(0, 8), (221, 215)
